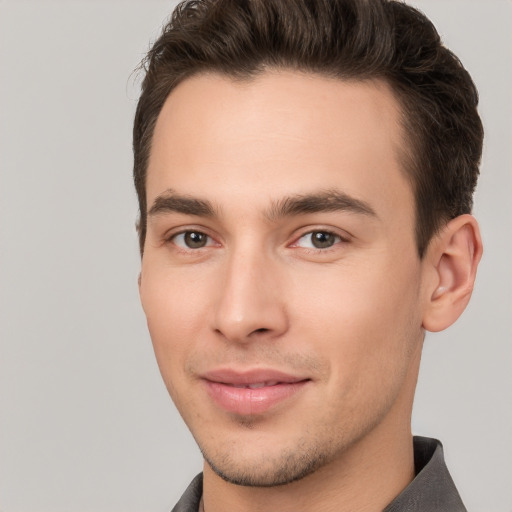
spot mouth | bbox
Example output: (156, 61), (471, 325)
(201, 369), (311, 415)
(229, 380), (282, 389)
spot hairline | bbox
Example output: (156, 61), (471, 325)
(139, 67), (429, 258)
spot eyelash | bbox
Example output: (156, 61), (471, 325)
(291, 229), (349, 252)
(166, 228), (349, 253)
(166, 230), (218, 250)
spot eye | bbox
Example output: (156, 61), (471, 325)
(294, 230), (344, 249)
(171, 231), (214, 249)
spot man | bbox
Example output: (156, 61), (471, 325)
(133, 0), (483, 510)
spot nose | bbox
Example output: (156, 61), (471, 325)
(212, 247), (289, 344)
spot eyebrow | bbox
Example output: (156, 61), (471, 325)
(148, 189), (216, 217)
(148, 188), (377, 221)
(266, 189), (377, 221)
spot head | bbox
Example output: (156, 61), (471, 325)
(134, 0), (483, 490)
(134, 0), (483, 257)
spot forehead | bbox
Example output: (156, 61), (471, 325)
(147, 70), (413, 223)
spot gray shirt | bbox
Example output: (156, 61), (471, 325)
(171, 436), (466, 512)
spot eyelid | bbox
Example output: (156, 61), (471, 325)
(164, 226), (222, 249)
(173, 232), (214, 249)
(289, 227), (351, 250)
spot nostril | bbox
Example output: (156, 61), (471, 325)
(253, 328), (270, 334)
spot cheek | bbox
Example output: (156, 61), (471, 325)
(140, 265), (212, 376)
(293, 256), (423, 378)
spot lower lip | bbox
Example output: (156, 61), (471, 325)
(204, 380), (309, 415)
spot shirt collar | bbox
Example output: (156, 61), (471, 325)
(383, 436), (466, 512)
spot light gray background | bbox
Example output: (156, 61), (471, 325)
(0, 1), (510, 511)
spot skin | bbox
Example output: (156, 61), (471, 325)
(139, 70), (482, 512)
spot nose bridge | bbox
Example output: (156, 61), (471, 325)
(213, 239), (287, 342)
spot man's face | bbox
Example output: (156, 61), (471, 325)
(140, 71), (428, 486)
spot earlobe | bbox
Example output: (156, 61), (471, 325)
(422, 214), (483, 332)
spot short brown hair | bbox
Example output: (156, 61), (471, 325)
(133, 0), (483, 256)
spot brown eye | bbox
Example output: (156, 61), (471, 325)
(294, 230), (342, 250)
(173, 231), (210, 249)
(186, 232), (207, 248)
(310, 231), (337, 248)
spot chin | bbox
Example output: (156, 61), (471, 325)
(200, 437), (335, 487)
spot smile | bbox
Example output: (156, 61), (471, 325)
(201, 369), (310, 415)
(230, 381), (280, 389)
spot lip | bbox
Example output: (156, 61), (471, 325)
(201, 368), (310, 415)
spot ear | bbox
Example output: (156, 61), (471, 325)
(421, 214), (483, 332)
